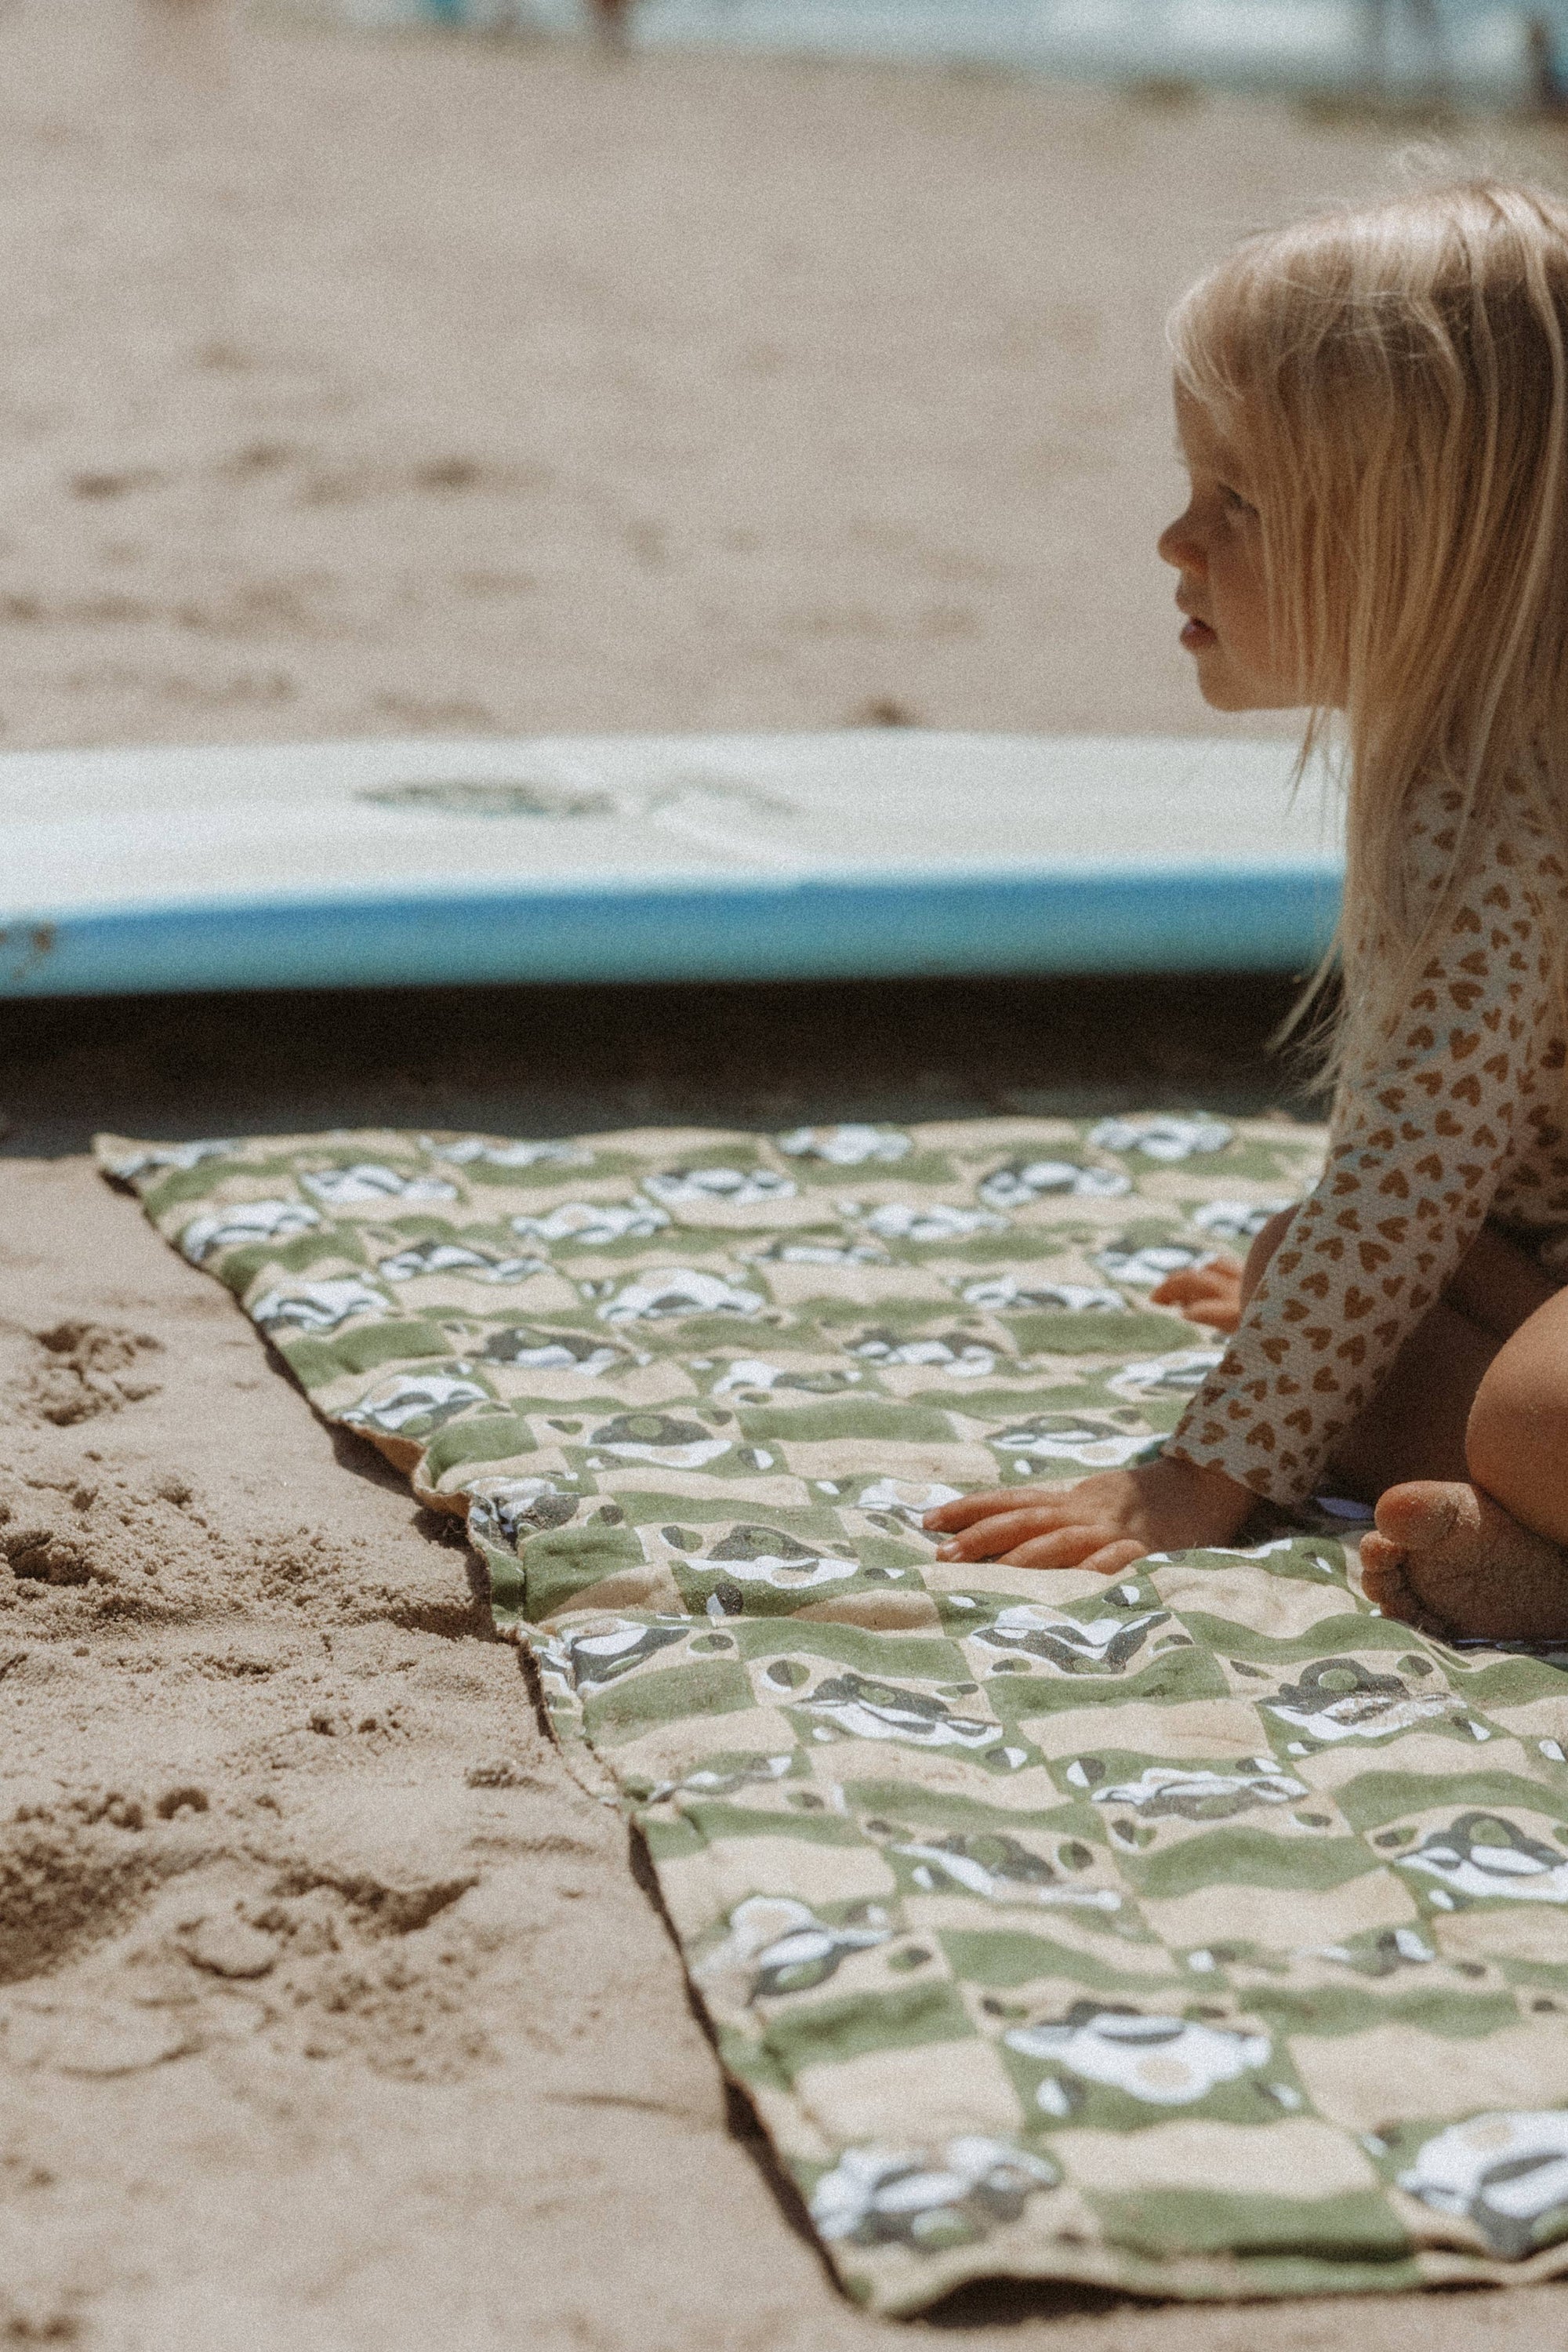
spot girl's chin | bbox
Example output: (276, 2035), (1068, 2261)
(1187, 641), (1305, 714)
(1191, 649), (1283, 713)
(1193, 662), (1250, 712)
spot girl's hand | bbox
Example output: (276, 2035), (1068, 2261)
(1151, 1251), (1245, 1331)
(921, 1455), (1254, 1577)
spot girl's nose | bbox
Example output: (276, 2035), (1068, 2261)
(1157, 510), (1204, 572)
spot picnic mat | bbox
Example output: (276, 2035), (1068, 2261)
(99, 1113), (1568, 2314)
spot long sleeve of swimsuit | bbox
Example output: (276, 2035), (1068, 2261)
(1164, 779), (1564, 1507)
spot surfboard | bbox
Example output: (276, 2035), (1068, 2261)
(0, 731), (1342, 998)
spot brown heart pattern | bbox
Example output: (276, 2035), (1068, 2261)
(1169, 779), (1568, 1502)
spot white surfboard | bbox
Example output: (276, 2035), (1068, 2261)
(0, 731), (1341, 998)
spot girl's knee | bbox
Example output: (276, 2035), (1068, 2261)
(1465, 1340), (1568, 1519)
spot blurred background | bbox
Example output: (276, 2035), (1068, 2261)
(2, 0), (1563, 763)
(2, 0), (1563, 1136)
(280, 0), (1566, 105)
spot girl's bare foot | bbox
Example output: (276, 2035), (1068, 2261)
(1360, 1480), (1568, 1642)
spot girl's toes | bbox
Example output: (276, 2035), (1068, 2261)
(1357, 1532), (1407, 1610)
(1373, 1479), (1468, 1550)
(1356, 1538), (1439, 1631)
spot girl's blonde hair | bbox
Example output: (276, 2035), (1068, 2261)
(1169, 176), (1568, 1080)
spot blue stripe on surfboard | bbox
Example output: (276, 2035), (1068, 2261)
(0, 859), (1343, 997)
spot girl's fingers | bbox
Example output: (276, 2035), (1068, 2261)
(1075, 1538), (1151, 1577)
(1149, 1265), (1242, 1331)
(1151, 1269), (1204, 1298)
(934, 1506), (1076, 1560)
(996, 1523), (1129, 1570)
(1174, 1300), (1242, 1333)
(1151, 1279), (1218, 1308)
(1152, 1256), (1241, 1290)
(924, 1486), (1068, 1531)
(1165, 1249), (1243, 1283)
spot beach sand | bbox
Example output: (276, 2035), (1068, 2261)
(4, 7), (1568, 2343)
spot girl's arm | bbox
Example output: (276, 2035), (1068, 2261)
(927, 788), (1559, 1570)
(1166, 800), (1555, 1512)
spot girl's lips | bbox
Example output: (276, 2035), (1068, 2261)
(1180, 617), (1217, 651)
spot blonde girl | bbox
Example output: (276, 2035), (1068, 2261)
(927, 177), (1568, 1643)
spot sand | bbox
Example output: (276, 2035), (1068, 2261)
(5, 5), (1568, 2343)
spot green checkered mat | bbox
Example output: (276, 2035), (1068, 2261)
(98, 1115), (1568, 2314)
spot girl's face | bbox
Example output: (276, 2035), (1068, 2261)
(1158, 384), (1300, 712)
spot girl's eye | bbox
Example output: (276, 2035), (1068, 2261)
(1219, 484), (1258, 517)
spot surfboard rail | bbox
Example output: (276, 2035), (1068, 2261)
(0, 730), (1342, 997)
